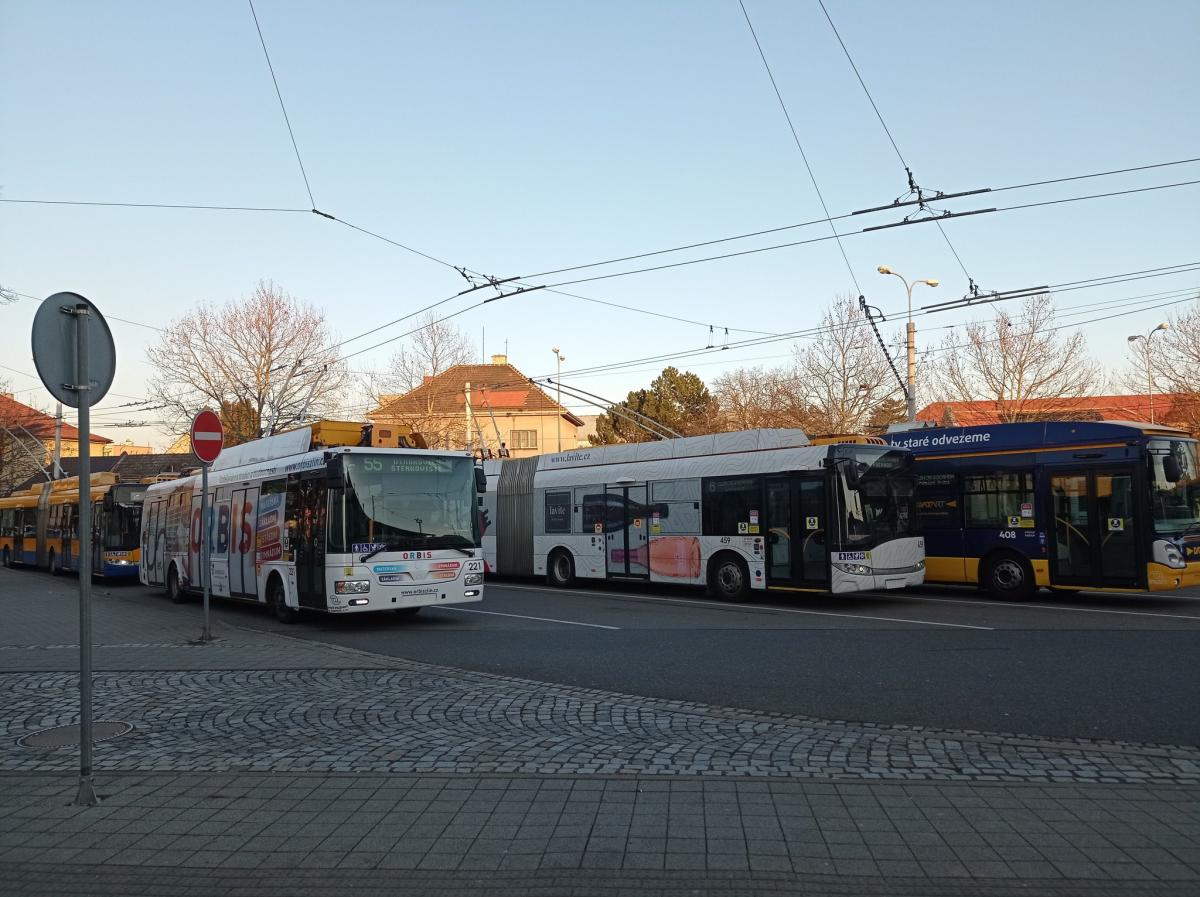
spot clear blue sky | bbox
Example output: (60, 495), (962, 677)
(2, 0), (1198, 447)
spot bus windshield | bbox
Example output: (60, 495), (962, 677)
(105, 485), (145, 550)
(335, 454), (478, 553)
(1148, 439), (1200, 536)
(834, 446), (918, 548)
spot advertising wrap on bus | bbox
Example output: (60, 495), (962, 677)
(139, 429), (486, 621)
(886, 421), (1200, 597)
(482, 429), (925, 600)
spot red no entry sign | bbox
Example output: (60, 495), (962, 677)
(190, 409), (224, 464)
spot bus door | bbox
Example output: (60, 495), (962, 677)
(765, 476), (829, 589)
(1048, 468), (1140, 588)
(605, 484), (649, 579)
(286, 471), (328, 608)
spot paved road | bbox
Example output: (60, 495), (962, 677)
(197, 577), (1200, 746)
(3, 568), (1199, 895)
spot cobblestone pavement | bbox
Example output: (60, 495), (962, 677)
(2, 664), (1198, 783)
(3, 574), (1199, 894)
(2, 772), (1197, 896)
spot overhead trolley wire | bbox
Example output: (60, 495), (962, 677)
(531, 181), (1200, 290)
(816, 0), (976, 287)
(816, 0), (906, 170)
(738, 0), (862, 295)
(247, 0), (317, 209)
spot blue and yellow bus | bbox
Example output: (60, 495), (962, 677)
(886, 421), (1200, 598)
(0, 473), (146, 578)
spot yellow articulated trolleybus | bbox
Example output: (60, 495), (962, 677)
(0, 473), (146, 578)
(481, 429), (925, 600)
(139, 421), (486, 622)
(886, 420), (1200, 598)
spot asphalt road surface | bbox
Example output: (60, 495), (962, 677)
(182, 576), (1200, 747)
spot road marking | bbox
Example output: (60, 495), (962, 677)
(889, 594), (1200, 622)
(440, 605), (620, 630)
(494, 583), (993, 630)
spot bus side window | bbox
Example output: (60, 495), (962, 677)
(582, 494), (606, 532)
(702, 477), (760, 536)
(963, 472), (1034, 527)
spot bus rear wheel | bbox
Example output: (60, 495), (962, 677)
(547, 550), (575, 588)
(709, 554), (750, 602)
(268, 577), (297, 624)
(981, 552), (1035, 601)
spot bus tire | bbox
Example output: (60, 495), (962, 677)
(981, 552), (1035, 601)
(167, 565), (187, 604)
(708, 553), (750, 602)
(48, 549), (59, 576)
(267, 576), (297, 624)
(547, 549), (575, 588)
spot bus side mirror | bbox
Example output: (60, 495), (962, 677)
(1164, 455), (1182, 483)
(475, 467), (487, 494)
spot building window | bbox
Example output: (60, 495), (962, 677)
(963, 472), (1034, 528)
(510, 430), (537, 450)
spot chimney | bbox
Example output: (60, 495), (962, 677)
(490, 354), (508, 365)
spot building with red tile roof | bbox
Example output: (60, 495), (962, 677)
(368, 355), (586, 457)
(918, 393), (1198, 436)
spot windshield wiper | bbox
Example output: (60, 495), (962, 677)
(359, 545), (394, 563)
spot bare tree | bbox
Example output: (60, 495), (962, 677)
(711, 366), (810, 432)
(145, 282), (348, 444)
(364, 313), (478, 449)
(376, 312), (476, 396)
(1145, 297), (1200, 435)
(930, 293), (1101, 421)
(793, 294), (907, 434)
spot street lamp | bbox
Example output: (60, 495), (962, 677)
(551, 347), (566, 452)
(877, 266), (939, 423)
(1127, 323), (1169, 423)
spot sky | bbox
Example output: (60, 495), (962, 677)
(2, 0), (1198, 449)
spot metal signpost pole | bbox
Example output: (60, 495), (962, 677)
(32, 292), (115, 808)
(201, 461), (211, 642)
(72, 303), (98, 807)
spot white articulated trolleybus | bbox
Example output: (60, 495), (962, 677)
(481, 429), (925, 599)
(140, 423), (486, 621)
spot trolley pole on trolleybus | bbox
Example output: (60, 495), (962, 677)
(31, 292), (116, 808)
(190, 410), (224, 643)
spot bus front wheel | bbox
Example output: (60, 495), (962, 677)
(268, 577), (297, 624)
(547, 550), (575, 588)
(167, 565), (187, 604)
(709, 554), (750, 602)
(981, 553), (1035, 601)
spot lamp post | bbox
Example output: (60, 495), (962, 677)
(877, 266), (939, 423)
(1127, 323), (1169, 423)
(552, 347), (566, 452)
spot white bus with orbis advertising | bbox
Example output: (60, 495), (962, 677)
(139, 424), (485, 621)
(481, 429), (924, 599)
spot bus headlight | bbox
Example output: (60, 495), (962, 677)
(335, 580), (371, 594)
(833, 562), (872, 576)
(464, 573), (483, 586)
(1153, 540), (1188, 570)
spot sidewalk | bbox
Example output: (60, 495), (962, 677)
(1, 570), (1198, 895)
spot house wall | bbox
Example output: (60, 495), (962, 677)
(471, 412), (581, 458)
